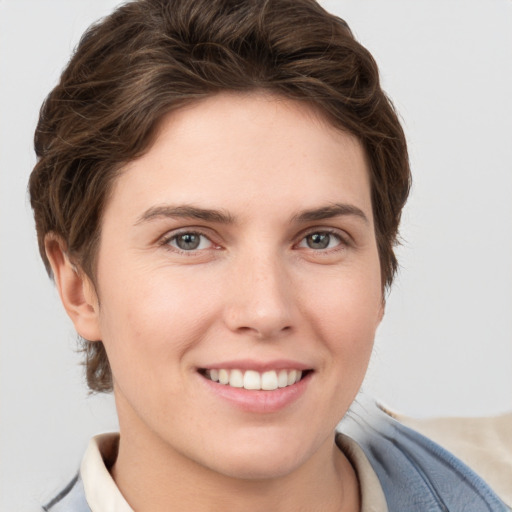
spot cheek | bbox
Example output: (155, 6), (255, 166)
(304, 264), (382, 365)
(308, 258), (381, 319)
(96, 268), (219, 382)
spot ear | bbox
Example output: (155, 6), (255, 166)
(45, 234), (102, 342)
(377, 298), (385, 325)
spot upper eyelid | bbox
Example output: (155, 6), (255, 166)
(160, 225), (347, 238)
(160, 226), (216, 240)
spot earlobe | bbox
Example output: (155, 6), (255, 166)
(45, 234), (102, 342)
(377, 299), (385, 324)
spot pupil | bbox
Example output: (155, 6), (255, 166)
(178, 233), (200, 250)
(308, 233), (329, 249)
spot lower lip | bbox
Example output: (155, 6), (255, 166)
(199, 372), (311, 413)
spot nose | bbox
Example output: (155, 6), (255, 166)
(222, 251), (295, 340)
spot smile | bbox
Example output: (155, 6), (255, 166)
(202, 368), (306, 390)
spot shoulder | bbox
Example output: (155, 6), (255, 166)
(339, 399), (511, 512)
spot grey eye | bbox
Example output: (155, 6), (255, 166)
(306, 233), (331, 249)
(299, 232), (342, 250)
(170, 233), (212, 251)
(176, 233), (200, 250)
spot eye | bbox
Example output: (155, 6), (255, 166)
(297, 231), (344, 251)
(165, 232), (214, 252)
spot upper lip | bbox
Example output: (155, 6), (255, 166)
(198, 359), (313, 372)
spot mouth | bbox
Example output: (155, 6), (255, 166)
(199, 368), (311, 391)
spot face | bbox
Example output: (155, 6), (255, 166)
(88, 92), (383, 479)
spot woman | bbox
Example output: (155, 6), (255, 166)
(28, 0), (510, 510)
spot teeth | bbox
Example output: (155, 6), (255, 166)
(229, 369), (244, 388)
(243, 370), (261, 390)
(218, 369), (229, 385)
(261, 371), (278, 390)
(287, 370), (297, 385)
(205, 369), (305, 390)
(278, 369), (288, 388)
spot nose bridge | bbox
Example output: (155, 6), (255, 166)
(223, 244), (294, 339)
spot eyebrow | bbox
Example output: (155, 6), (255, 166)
(291, 203), (369, 225)
(135, 205), (235, 225)
(135, 202), (369, 226)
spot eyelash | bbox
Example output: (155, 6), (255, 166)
(297, 229), (348, 252)
(160, 230), (217, 255)
(159, 228), (350, 256)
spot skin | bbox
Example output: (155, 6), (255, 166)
(47, 92), (384, 511)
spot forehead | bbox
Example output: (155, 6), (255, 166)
(105, 91), (372, 225)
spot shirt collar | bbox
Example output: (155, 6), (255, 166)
(80, 433), (133, 512)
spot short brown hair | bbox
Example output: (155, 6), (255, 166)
(29, 0), (411, 392)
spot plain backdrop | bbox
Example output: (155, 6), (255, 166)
(1, 1), (511, 510)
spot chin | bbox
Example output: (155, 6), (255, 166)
(211, 452), (305, 481)
(198, 431), (316, 481)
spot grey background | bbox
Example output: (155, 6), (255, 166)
(1, 1), (511, 510)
